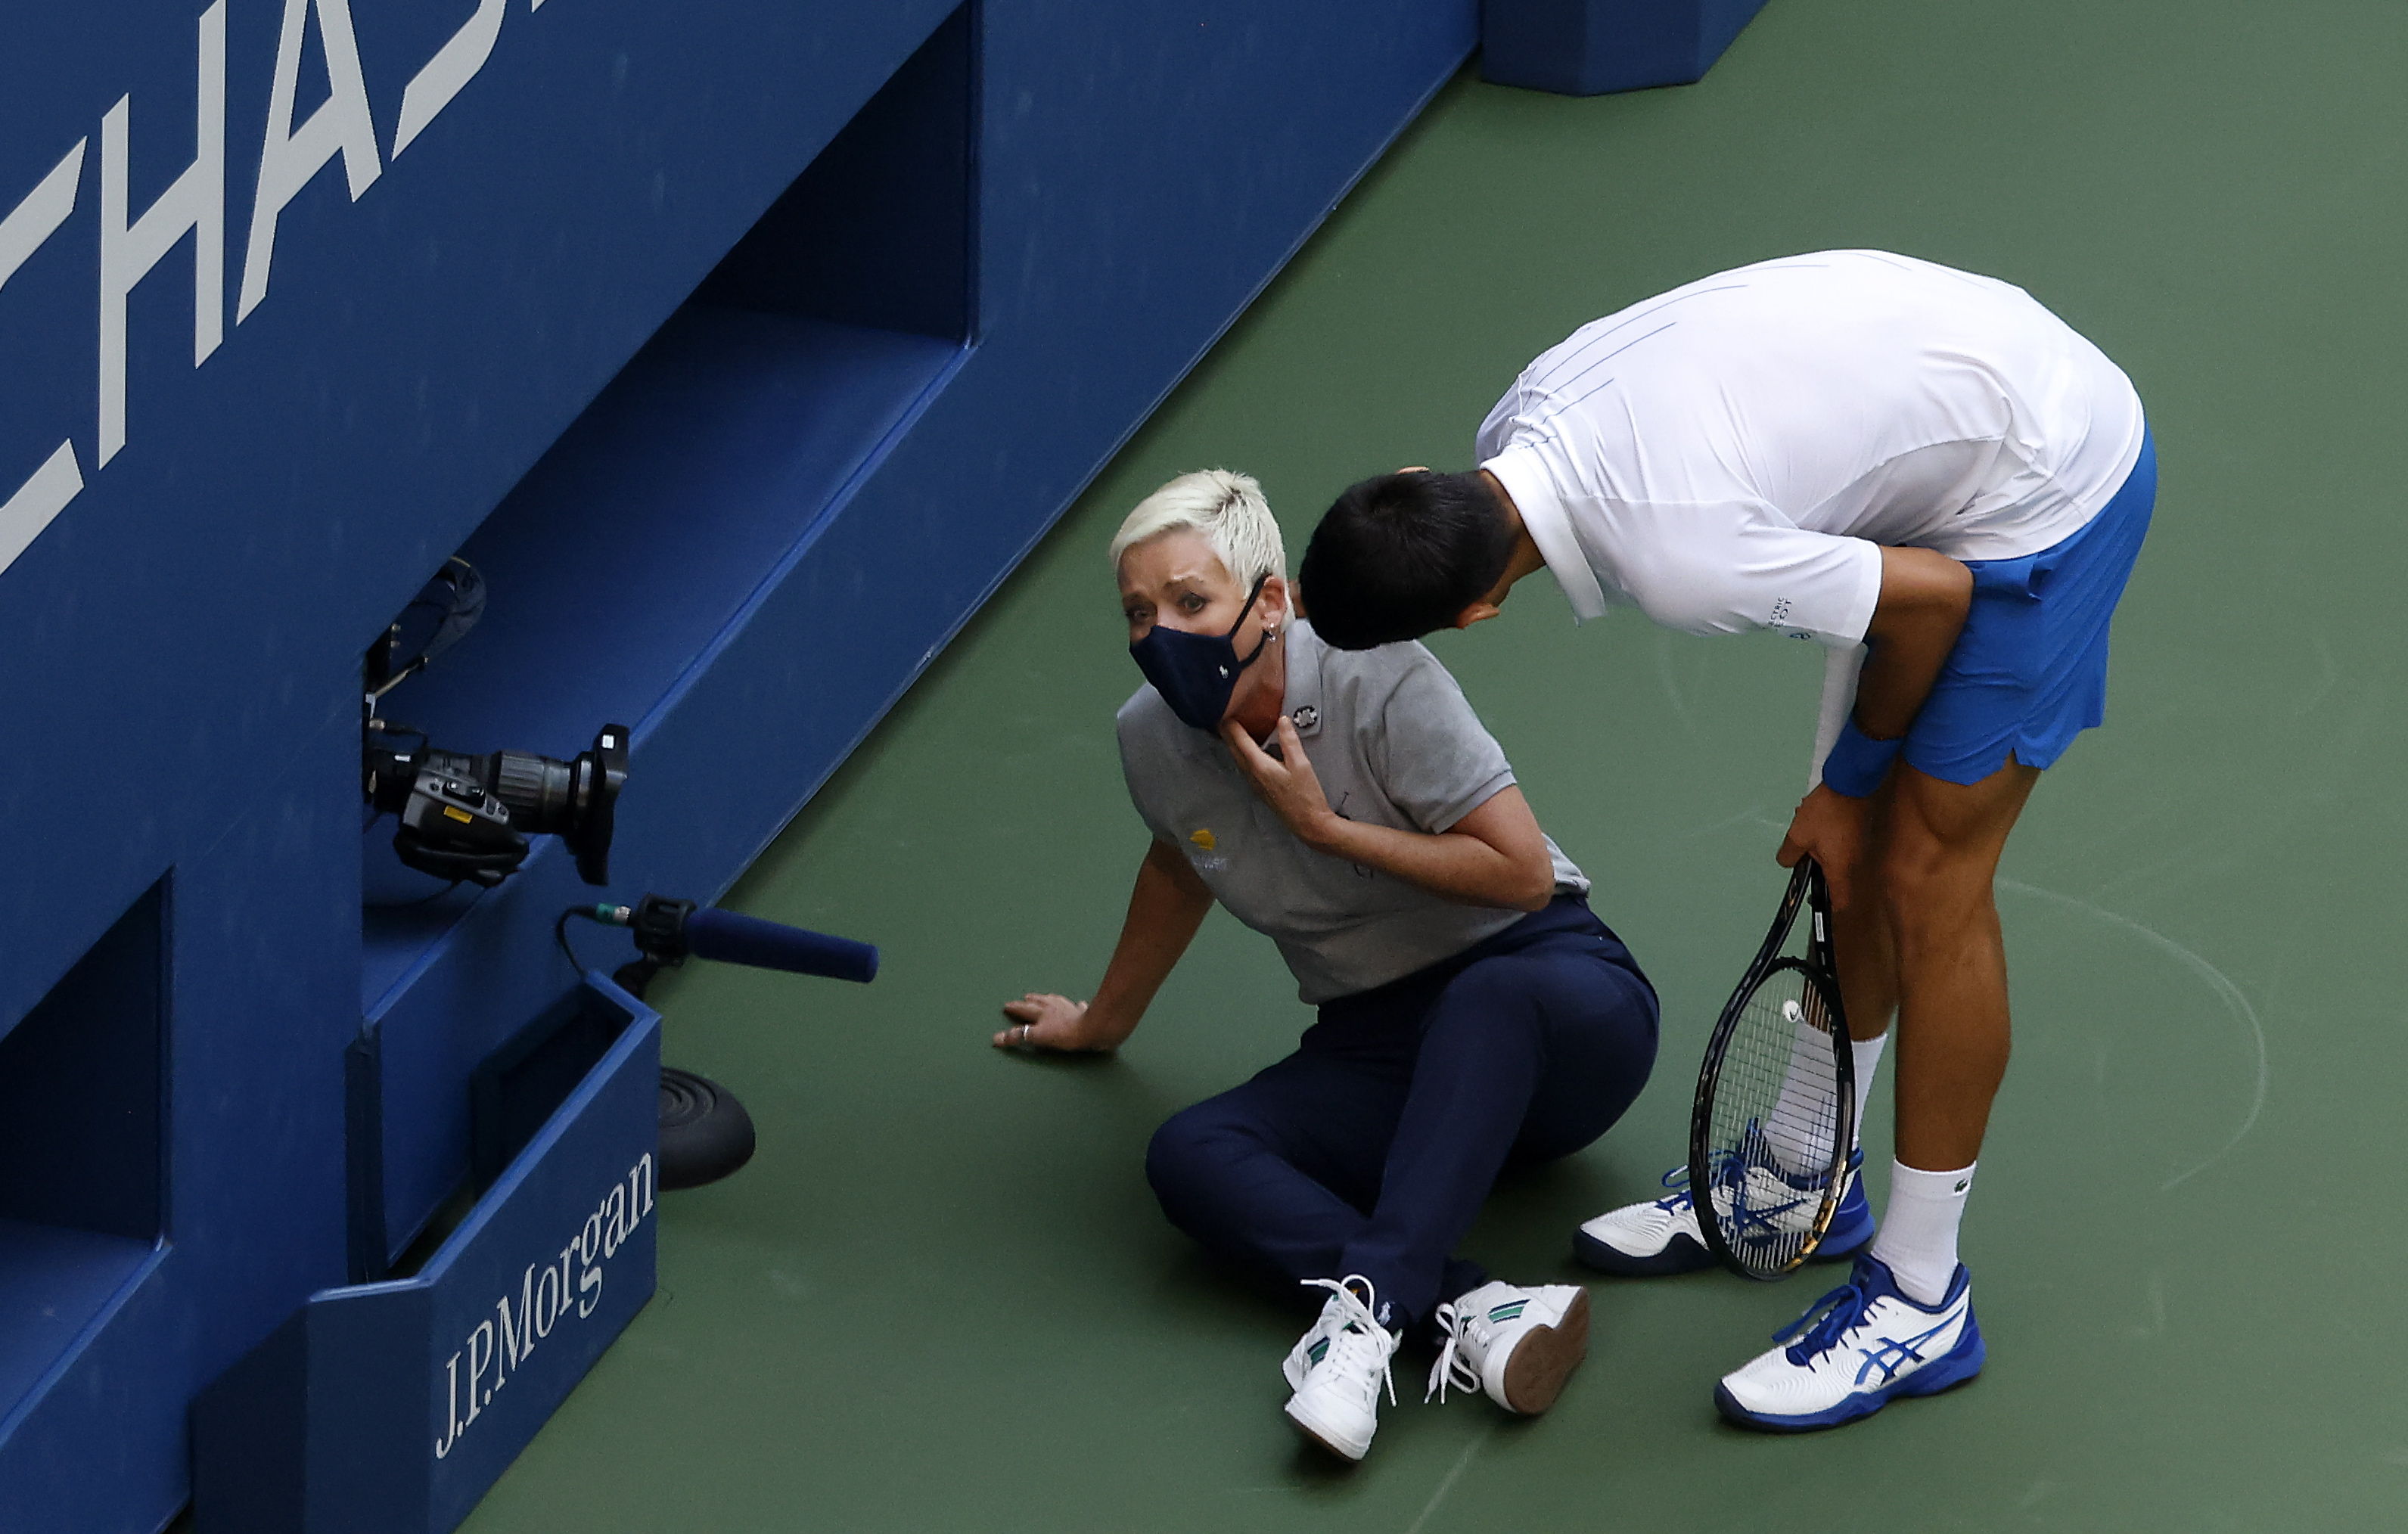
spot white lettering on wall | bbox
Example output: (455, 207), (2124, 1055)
(432, 1153), (655, 1461)
(1, 0), (570, 579)
(0, 143), (85, 292)
(0, 446), (88, 574)
(1, 144), (89, 567)
(393, 0), (508, 159)
(238, 0), (383, 321)
(98, 0), (225, 467)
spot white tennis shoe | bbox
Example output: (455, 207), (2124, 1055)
(1425, 1281), (1591, 1414)
(1282, 1276), (1399, 1461)
(1715, 1253), (1984, 1431)
(1575, 1148), (1873, 1276)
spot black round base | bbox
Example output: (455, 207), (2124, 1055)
(658, 1067), (757, 1190)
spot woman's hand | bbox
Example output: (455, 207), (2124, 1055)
(990, 841), (1212, 1060)
(1219, 716), (1341, 851)
(996, 992), (1110, 1053)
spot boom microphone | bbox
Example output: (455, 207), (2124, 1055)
(556, 894), (878, 1198)
(682, 905), (878, 983)
(580, 894), (878, 983)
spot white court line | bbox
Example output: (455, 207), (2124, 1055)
(1403, 1425), (1490, 1534)
(1995, 877), (2270, 1191)
(1679, 803), (1767, 840)
(1733, 815), (2268, 1189)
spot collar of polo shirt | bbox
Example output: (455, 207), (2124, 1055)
(1483, 446), (1608, 623)
(1282, 624), (1325, 739)
(1173, 618), (1327, 761)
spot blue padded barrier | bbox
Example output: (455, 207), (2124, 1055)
(192, 977), (661, 1534)
(0, 882), (168, 1420)
(0, 0), (1484, 1523)
(1484, 0), (1770, 95)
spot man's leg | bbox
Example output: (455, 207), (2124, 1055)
(1877, 757), (2040, 1170)
(1831, 772), (1900, 1045)
(1714, 759), (2030, 1430)
(1847, 753), (2039, 1312)
(1820, 771), (1900, 1167)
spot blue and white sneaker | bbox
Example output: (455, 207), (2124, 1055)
(1714, 1254), (1984, 1432)
(1574, 1146), (1873, 1277)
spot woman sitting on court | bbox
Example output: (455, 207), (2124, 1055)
(994, 469), (1658, 1463)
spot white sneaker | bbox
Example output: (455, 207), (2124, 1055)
(1426, 1281), (1590, 1414)
(1282, 1276), (1399, 1461)
(1575, 1148), (1874, 1277)
(1714, 1254), (1984, 1432)
(1279, 1287), (1349, 1393)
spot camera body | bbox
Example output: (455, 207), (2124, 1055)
(364, 722), (629, 887)
(361, 557), (629, 890)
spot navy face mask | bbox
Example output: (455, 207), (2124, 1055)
(1130, 573), (1273, 731)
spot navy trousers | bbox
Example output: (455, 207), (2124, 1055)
(1145, 895), (1658, 1334)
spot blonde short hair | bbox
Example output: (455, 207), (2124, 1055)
(1108, 469), (1285, 588)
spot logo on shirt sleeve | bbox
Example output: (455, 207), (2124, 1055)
(1184, 827), (1229, 874)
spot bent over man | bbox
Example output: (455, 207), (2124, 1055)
(1299, 250), (2155, 1431)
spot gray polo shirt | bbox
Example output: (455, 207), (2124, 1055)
(1116, 619), (1588, 1005)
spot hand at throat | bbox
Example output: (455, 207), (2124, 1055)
(1224, 629), (1288, 744)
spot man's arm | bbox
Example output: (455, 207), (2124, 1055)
(1779, 545), (1973, 906)
(996, 837), (1213, 1051)
(1851, 546), (1974, 738)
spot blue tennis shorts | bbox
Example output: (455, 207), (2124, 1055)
(1901, 427), (2157, 785)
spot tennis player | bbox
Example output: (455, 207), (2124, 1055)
(996, 470), (1658, 1461)
(1297, 251), (2155, 1431)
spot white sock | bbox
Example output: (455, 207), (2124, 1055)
(1848, 1033), (1888, 1156)
(1869, 1160), (1975, 1306)
(1762, 1012), (1842, 1172)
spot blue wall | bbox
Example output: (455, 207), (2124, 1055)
(0, 0), (1474, 1527)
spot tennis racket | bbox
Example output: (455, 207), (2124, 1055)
(1686, 857), (1856, 1281)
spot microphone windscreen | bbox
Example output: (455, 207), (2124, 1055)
(683, 907), (878, 983)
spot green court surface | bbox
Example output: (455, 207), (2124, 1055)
(464, 4), (2408, 1529)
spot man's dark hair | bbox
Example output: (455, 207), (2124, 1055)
(1300, 471), (1516, 649)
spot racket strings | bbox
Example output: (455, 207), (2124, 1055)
(1701, 966), (1847, 1275)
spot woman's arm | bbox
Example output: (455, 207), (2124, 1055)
(996, 837), (1215, 1052)
(1220, 717), (1557, 912)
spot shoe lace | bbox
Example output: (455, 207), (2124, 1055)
(1423, 1301), (1481, 1404)
(1298, 1276), (1397, 1407)
(1651, 1163), (1696, 1213)
(1652, 1148), (1738, 1210)
(1770, 1275), (1875, 1364)
(1655, 1146), (1757, 1213)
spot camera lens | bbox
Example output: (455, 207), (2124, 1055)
(563, 725), (629, 886)
(490, 750), (579, 834)
(392, 726), (625, 887)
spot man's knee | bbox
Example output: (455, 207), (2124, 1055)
(1875, 828), (1996, 936)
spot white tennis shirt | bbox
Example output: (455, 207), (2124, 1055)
(1477, 250), (2147, 647)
